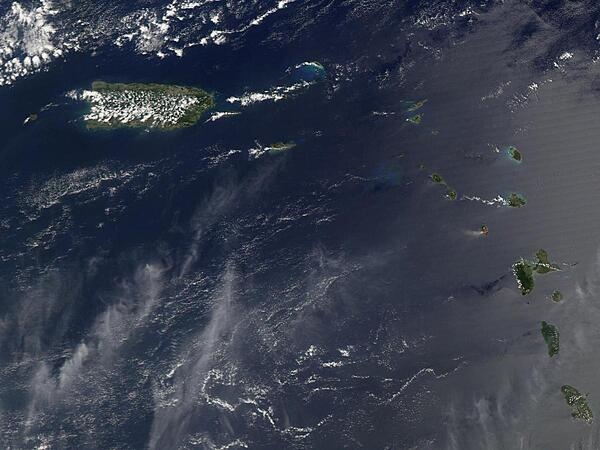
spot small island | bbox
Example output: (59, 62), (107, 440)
(541, 321), (559, 357)
(429, 172), (457, 201)
(507, 146), (522, 162)
(430, 173), (444, 184)
(513, 249), (560, 295)
(401, 99), (427, 112)
(266, 141), (296, 155)
(561, 385), (593, 423)
(406, 114), (422, 125)
(507, 192), (527, 208)
(552, 290), (563, 302)
(80, 81), (215, 130)
(407, 99), (427, 112)
(292, 61), (327, 82)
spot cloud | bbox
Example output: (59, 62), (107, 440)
(148, 265), (238, 449)
(25, 261), (167, 422)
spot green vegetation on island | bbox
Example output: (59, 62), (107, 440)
(507, 192), (527, 208)
(552, 290), (563, 302)
(82, 81), (215, 130)
(507, 146), (522, 162)
(428, 172), (457, 200)
(513, 260), (535, 295)
(534, 249), (560, 274)
(513, 249), (560, 295)
(561, 385), (593, 423)
(266, 141), (296, 155)
(541, 321), (559, 357)
(407, 99), (427, 112)
(431, 173), (444, 183)
(406, 114), (422, 125)
(401, 99), (427, 112)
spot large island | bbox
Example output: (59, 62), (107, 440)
(81, 81), (215, 130)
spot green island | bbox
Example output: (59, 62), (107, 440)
(552, 290), (563, 302)
(513, 260), (534, 295)
(561, 385), (593, 423)
(401, 99), (428, 112)
(81, 81), (215, 130)
(406, 114), (422, 125)
(431, 173), (444, 183)
(266, 141), (296, 155)
(541, 321), (559, 357)
(535, 249), (560, 273)
(429, 172), (457, 201)
(407, 99), (427, 112)
(507, 192), (527, 208)
(507, 146), (522, 162)
(446, 190), (457, 200)
(513, 249), (560, 295)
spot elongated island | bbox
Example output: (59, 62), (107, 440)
(80, 81), (215, 130)
(562, 385), (594, 423)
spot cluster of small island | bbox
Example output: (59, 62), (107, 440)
(417, 118), (592, 424)
(59, 79), (594, 425)
(429, 172), (457, 200)
(59, 62), (328, 165)
(403, 99), (426, 126)
(502, 151), (593, 423)
(417, 138), (527, 207)
(512, 248), (593, 422)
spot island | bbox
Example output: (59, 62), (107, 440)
(406, 114), (422, 125)
(513, 249), (560, 295)
(292, 61), (327, 82)
(541, 321), (559, 357)
(401, 99), (427, 112)
(507, 192), (527, 208)
(266, 141), (296, 155)
(513, 260), (534, 295)
(430, 173), (444, 183)
(552, 290), (563, 302)
(407, 99), (427, 112)
(561, 385), (593, 423)
(80, 81), (215, 130)
(428, 172), (457, 200)
(507, 146), (522, 162)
